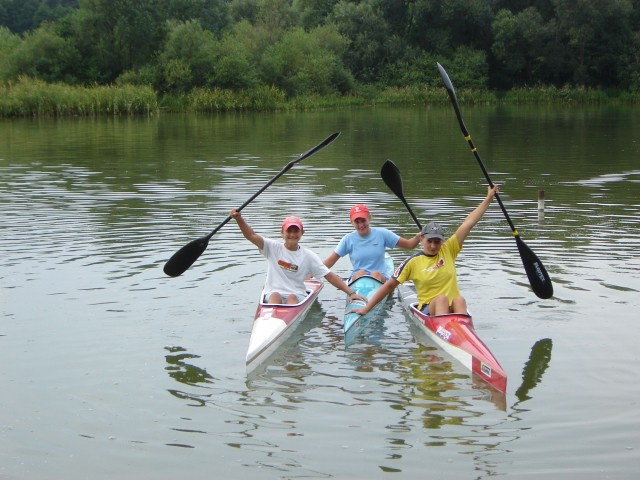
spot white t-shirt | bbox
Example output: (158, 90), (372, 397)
(260, 237), (330, 299)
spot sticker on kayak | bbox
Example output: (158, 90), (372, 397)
(481, 362), (492, 378)
(436, 325), (451, 341)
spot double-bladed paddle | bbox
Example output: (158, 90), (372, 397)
(437, 62), (553, 299)
(380, 159), (422, 230)
(163, 131), (341, 277)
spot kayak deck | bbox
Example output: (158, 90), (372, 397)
(246, 279), (323, 372)
(397, 281), (507, 394)
(343, 253), (394, 342)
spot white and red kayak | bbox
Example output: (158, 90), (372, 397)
(397, 281), (507, 394)
(246, 279), (323, 372)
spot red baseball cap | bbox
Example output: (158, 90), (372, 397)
(282, 215), (304, 231)
(349, 204), (370, 221)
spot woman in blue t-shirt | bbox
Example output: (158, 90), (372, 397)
(323, 203), (421, 282)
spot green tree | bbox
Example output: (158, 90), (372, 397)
(492, 8), (551, 86)
(211, 29), (260, 90)
(158, 19), (217, 92)
(292, 0), (339, 29)
(260, 26), (352, 96)
(0, 26), (21, 81)
(0, 0), (78, 34)
(70, 0), (166, 83)
(329, 0), (401, 83)
(552, 0), (634, 87)
(3, 22), (80, 83)
(164, 0), (230, 34)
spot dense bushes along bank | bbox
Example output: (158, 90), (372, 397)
(2, 77), (640, 118)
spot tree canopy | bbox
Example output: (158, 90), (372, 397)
(2, 0), (640, 95)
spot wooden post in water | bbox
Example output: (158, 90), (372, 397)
(538, 189), (545, 221)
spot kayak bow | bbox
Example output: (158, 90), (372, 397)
(343, 253), (394, 343)
(246, 279), (323, 372)
(397, 281), (507, 393)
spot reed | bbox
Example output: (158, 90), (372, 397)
(504, 85), (611, 104)
(3, 77), (640, 117)
(0, 77), (159, 117)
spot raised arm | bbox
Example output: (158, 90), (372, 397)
(230, 208), (264, 250)
(455, 185), (498, 245)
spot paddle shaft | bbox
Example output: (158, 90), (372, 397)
(437, 62), (553, 299)
(204, 160), (295, 242)
(437, 65), (516, 233)
(163, 132), (340, 276)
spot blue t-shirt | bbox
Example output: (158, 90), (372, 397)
(335, 227), (399, 278)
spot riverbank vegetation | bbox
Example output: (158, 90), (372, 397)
(2, 0), (640, 117)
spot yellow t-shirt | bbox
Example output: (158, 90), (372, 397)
(394, 234), (462, 308)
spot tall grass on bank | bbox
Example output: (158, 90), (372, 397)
(175, 85), (288, 112)
(0, 77), (159, 117)
(4, 78), (640, 118)
(503, 85), (612, 104)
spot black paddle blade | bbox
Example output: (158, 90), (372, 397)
(380, 159), (404, 199)
(163, 236), (210, 277)
(515, 338), (553, 402)
(380, 159), (423, 230)
(515, 236), (553, 299)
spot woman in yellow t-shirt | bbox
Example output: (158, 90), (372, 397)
(350, 185), (498, 317)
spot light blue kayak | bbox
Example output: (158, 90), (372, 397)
(343, 253), (394, 343)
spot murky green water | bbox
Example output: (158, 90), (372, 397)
(2, 106), (639, 479)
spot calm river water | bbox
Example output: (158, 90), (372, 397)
(2, 105), (640, 479)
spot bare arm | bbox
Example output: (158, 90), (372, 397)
(455, 185), (498, 246)
(230, 208), (264, 250)
(323, 251), (341, 269)
(349, 277), (400, 316)
(324, 271), (366, 302)
(396, 232), (422, 250)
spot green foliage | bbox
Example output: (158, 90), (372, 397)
(3, 0), (640, 117)
(0, 76), (158, 116)
(3, 22), (81, 84)
(0, 0), (77, 34)
(260, 26), (352, 96)
(185, 85), (286, 112)
(158, 19), (217, 93)
(211, 31), (260, 90)
(0, 26), (21, 81)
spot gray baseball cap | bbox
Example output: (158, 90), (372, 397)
(421, 221), (444, 240)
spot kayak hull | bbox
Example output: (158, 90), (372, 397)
(343, 254), (394, 342)
(397, 281), (507, 393)
(246, 279), (323, 372)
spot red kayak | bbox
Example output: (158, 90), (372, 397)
(398, 281), (507, 394)
(246, 279), (323, 372)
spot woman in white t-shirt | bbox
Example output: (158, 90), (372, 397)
(230, 209), (366, 305)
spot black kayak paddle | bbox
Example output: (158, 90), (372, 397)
(437, 62), (553, 299)
(163, 131), (341, 277)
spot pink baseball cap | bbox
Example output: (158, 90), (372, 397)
(282, 215), (304, 231)
(349, 204), (370, 221)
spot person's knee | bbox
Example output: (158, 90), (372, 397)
(351, 269), (367, 281)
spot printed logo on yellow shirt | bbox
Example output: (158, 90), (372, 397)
(424, 258), (445, 272)
(278, 259), (299, 272)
